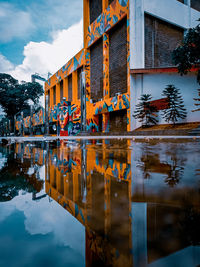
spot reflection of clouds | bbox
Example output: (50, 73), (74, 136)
(0, 202), (15, 222)
(0, 190), (85, 258)
(0, 152), (7, 171)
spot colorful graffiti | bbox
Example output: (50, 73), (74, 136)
(49, 100), (81, 136)
(86, 0), (128, 47)
(32, 108), (45, 126)
(23, 116), (31, 128)
(92, 93), (130, 115)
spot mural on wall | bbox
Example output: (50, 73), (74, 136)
(32, 108), (45, 126)
(92, 93), (130, 115)
(103, 33), (109, 98)
(23, 116), (31, 128)
(86, 0), (128, 47)
(15, 115), (23, 131)
(86, 116), (99, 133)
(49, 100), (81, 136)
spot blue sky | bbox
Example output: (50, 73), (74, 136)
(0, 0), (83, 81)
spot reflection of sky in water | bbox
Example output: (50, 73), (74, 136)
(0, 152), (7, 171)
(0, 189), (85, 267)
(0, 140), (200, 267)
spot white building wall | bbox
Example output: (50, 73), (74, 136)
(129, 0), (200, 130)
(130, 0), (200, 70)
(131, 73), (200, 129)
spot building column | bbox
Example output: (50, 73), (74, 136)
(127, 10), (131, 132)
(85, 49), (91, 131)
(102, 0), (108, 10)
(103, 33), (110, 133)
(83, 0), (90, 47)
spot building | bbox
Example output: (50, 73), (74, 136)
(44, 0), (200, 135)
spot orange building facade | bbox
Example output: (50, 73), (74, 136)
(45, 0), (130, 135)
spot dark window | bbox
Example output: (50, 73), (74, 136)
(110, 177), (129, 254)
(191, 0), (200, 12)
(98, 114), (102, 132)
(109, 18), (127, 97)
(77, 67), (83, 100)
(53, 86), (56, 105)
(68, 173), (73, 201)
(145, 14), (184, 68)
(48, 90), (50, 107)
(109, 0), (114, 5)
(89, 171), (105, 234)
(109, 109), (127, 132)
(89, 0), (102, 24)
(177, 0), (184, 3)
(68, 74), (72, 102)
(90, 38), (103, 102)
(60, 80), (63, 102)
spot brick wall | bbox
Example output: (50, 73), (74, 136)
(90, 38), (103, 102)
(191, 0), (200, 11)
(89, 0), (102, 24)
(109, 18), (127, 97)
(77, 67), (83, 100)
(68, 74), (72, 102)
(145, 14), (184, 68)
(109, 109), (127, 132)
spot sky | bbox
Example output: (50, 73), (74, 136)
(0, 0), (83, 82)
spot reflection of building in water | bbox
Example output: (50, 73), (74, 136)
(45, 140), (132, 267)
(45, 140), (200, 267)
(13, 143), (45, 199)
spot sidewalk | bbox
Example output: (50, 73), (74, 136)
(1, 135), (200, 143)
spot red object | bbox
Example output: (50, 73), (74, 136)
(130, 66), (199, 74)
(60, 130), (68, 136)
(150, 98), (169, 111)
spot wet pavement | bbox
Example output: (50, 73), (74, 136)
(0, 139), (200, 267)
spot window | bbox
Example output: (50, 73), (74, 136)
(89, 0), (102, 24)
(145, 14), (184, 68)
(191, 0), (200, 12)
(90, 38), (103, 102)
(60, 80), (63, 102)
(109, 18), (127, 97)
(77, 67), (83, 100)
(53, 86), (56, 105)
(68, 74), (72, 102)
(48, 90), (50, 107)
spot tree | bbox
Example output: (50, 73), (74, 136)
(193, 88), (200, 112)
(162, 85), (187, 125)
(172, 19), (200, 84)
(0, 73), (44, 120)
(133, 94), (158, 127)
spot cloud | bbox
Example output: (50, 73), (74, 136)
(0, 53), (14, 73)
(0, 2), (35, 43)
(7, 20), (83, 82)
(0, 189), (85, 258)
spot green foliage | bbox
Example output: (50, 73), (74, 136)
(192, 88), (200, 112)
(162, 85), (187, 125)
(133, 94), (158, 127)
(0, 73), (44, 119)
(172, 19), (200, 84)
